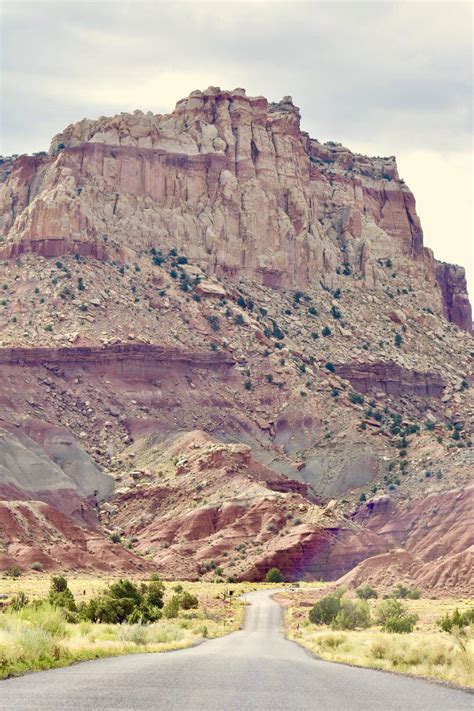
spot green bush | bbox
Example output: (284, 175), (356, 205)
(309, 590), (344, 625)
(356, 584), (378, 600)
(163, 595), (180, 619)
(437, 608), (474, 633)
(265, 568), (284, 583)
(81, 578), (163, 624)
(377, 598), (418, 633)
(179, 591), (199, 610)
(377, 598), (404, 624)
(147, 581), (165, 608)
(392, 583), (421, 600)
(383, 614), (417, 633)
(48, 576), (76, 612)
(10, 591), (29, 611)
(332, 599), (371, 630)
(349, 391), (364, 405)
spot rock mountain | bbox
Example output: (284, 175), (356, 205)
(0, 87), (472, 593)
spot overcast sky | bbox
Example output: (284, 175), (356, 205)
(1, 1), (472, 293)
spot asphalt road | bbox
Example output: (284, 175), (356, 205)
(0, 589), (471, 710)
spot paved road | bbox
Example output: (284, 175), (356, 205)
(0, 589), (471, 710)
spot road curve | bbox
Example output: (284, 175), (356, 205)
(0, 589), (471, 710)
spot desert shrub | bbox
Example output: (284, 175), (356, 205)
(392, 583), (421, 600)
(206, 315), (220, 332)
(309, 590), (344, 625)
(349, 391), (364, 405)
(318, 633), (346, 649)
(178, 591), (198, 610)
(370, 639), (388, 659)
(146, 581), (165, 608)
(14, 602), (67, 639)
(332, 599), (371, 630)
(265, 568), (284, 583)
(117, 623), (148, 646)
(377, 598), (403, 624)
(10, 592), (29, 611)
(271, 321), (285, 340)
(356, 584), (378, 600)
(438, 608), (474, 633)
(377, 598), (418, 633)
(325, 362), (336, 373)
(321, 326), (331, 337)
(5, 565), (21, 578)
(163, 595), (180, 619)
(49, 576), (76, 612)
(81, 579), (163, 624)
(383, 614), (418, 633)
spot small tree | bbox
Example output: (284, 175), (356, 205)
(309, 590), (344, 625)
(265, 568), (284, 583)
(49, 576), (77, 612)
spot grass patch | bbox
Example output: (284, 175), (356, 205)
(285, 598), (474, 688)
(0, 578), (250, 679)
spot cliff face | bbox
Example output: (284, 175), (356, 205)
(0, 87), (470, 329)
(435, 261), (472, 333)
(0, 87), (472, 586)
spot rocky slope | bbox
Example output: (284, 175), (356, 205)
(0, 87), (472, 591)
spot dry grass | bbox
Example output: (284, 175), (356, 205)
(285, 597), (474, 688)
(0, 576), (257, 678)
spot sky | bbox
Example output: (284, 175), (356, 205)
(1, 1), (472, 294)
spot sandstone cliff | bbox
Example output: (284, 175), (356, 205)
(0, 87), (470, 330)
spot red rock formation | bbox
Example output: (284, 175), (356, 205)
(0, 500), (149, 573)
(1, 87), (470, 328)
(336, 361), (445, 398)
(435, 261), (472, 332)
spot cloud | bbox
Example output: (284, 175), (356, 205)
(0, 1), (472, 292)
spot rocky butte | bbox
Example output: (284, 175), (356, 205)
(0, 87), (472, 595)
